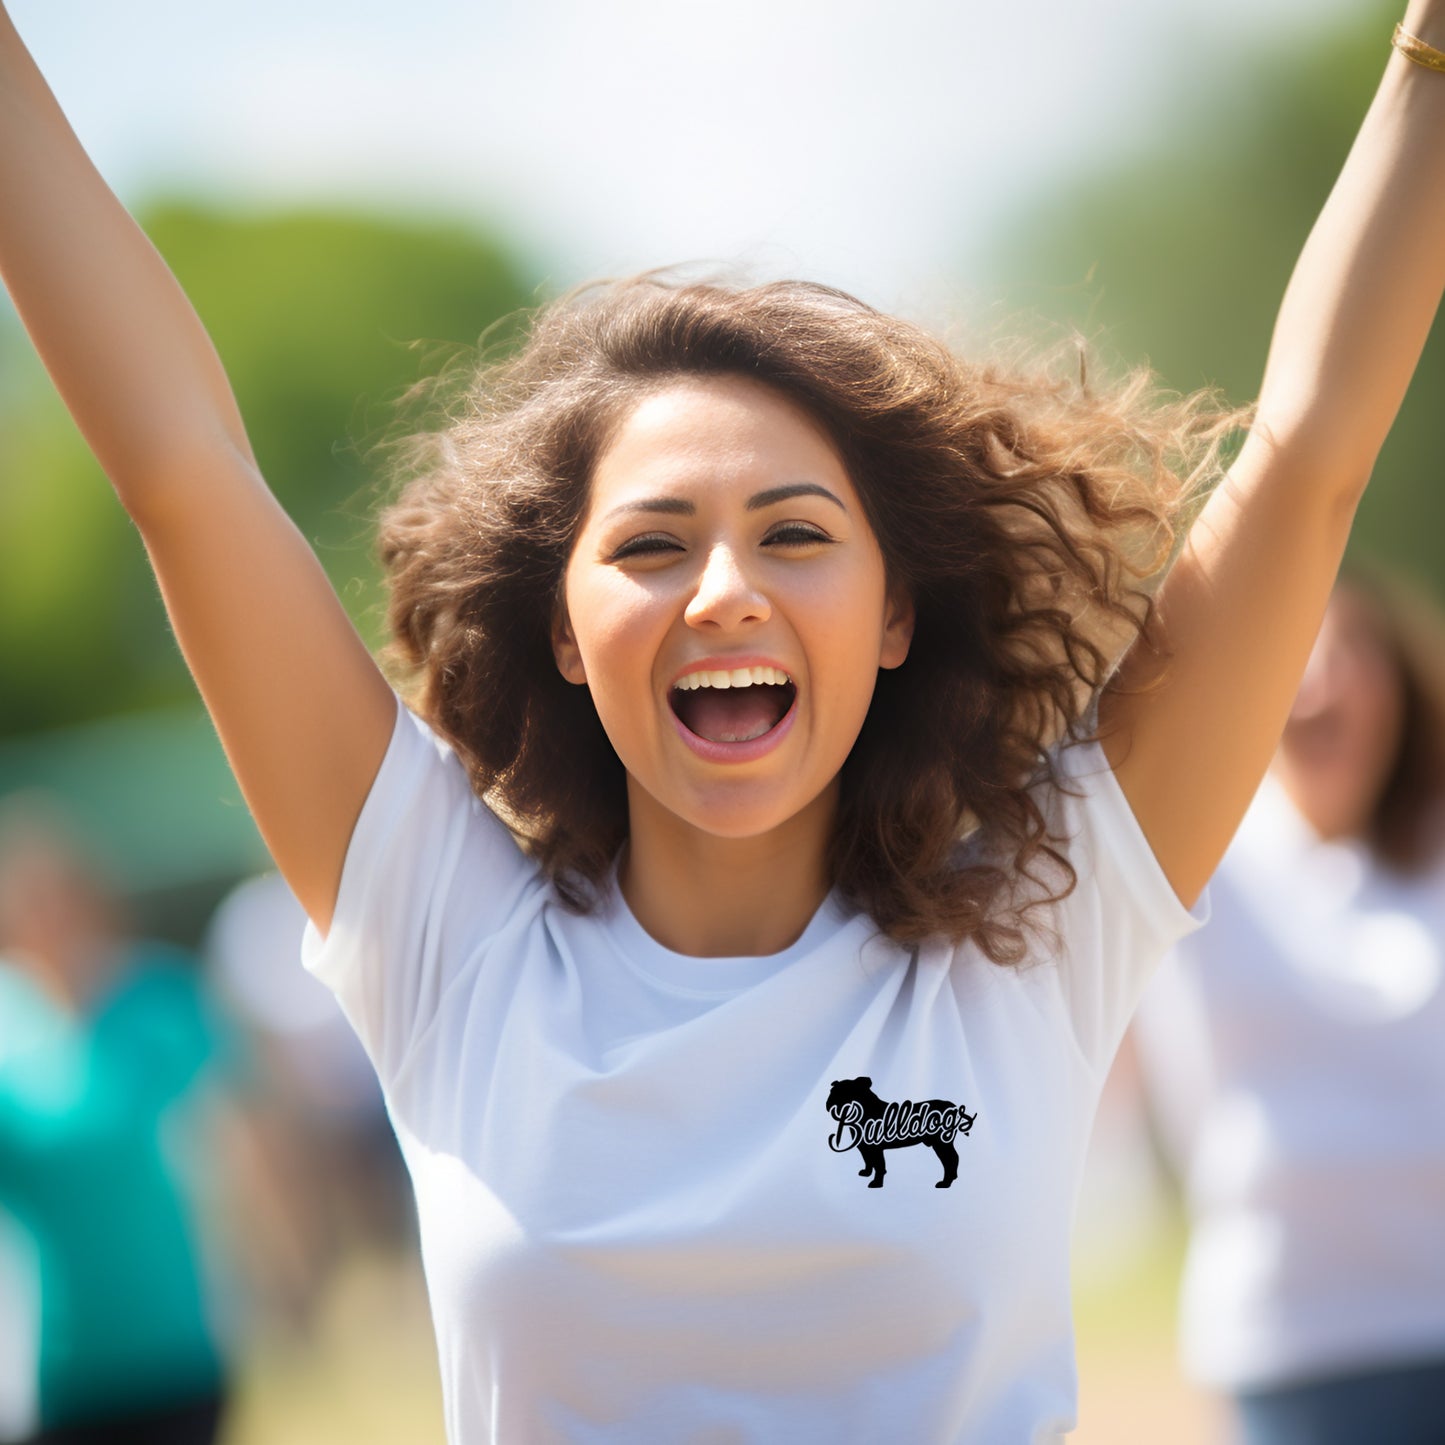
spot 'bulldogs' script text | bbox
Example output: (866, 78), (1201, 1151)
(829, 1098), (977, 1153)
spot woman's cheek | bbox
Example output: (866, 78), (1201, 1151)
(575, 574), (669, 671)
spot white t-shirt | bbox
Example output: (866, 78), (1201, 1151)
(1135, 770), (1445, 1392)
(303, 694), (1207, 1444)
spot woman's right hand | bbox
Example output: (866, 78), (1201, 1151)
(0, 9), (396, 934)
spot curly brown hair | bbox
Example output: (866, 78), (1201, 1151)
(378, 274), (1242, 962)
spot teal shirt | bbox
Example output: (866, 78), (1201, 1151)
(0, 945), (227, 1426)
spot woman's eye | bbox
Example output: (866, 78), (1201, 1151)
(609, 533), (684, 562)
(764, 523), (835, 548)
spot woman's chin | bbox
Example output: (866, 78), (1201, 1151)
(625, 769), (840, 848)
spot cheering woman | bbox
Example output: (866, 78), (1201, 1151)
(4, 4), (1445, 1440)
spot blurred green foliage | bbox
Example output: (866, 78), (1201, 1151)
(0, 203), (534, 737)
(992, 0), (1445, 595)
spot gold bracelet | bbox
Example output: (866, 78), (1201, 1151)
(1393, 22), (1445, 73)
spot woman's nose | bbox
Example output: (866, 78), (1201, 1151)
(684, 543), (771, 631)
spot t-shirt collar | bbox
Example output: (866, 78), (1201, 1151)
(597, 866), (857, 999)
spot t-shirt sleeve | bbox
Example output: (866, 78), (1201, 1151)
(1030, 728), (1212, 1073)
(301, 691), (540, 1084)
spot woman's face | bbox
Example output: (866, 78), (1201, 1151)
(1275, 585), (1405, 840)
(554, 375), (913, 843)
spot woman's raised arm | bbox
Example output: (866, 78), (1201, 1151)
(0, 6), (396, 933)
(1100, 0), (1445, 909)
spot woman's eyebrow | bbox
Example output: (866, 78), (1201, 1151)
(601, 482), (847, 523)
(747, 483), (847, 512)
(602, 496), (696, 521)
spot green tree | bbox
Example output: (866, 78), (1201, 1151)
(990, 1), (1445, 593)
(0, 203), (534, 736)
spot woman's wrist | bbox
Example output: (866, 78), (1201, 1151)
(1394, 23), (1445, 72)
(1399, 0), (1445, 53)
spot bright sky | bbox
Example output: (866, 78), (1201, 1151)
(14, 0), (1357, 313)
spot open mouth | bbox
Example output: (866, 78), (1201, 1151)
(669, 665), (797, 744)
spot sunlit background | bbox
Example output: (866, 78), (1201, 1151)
(1, 0), (1438, 1440)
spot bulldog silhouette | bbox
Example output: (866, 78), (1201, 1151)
(826, 1076), (976, 1189)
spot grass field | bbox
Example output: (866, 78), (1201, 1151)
(221, 1254), (445, 1445)
(1071, 1220), (1225, 1444)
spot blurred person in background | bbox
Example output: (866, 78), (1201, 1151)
(203, 871), (412, 1332)
(0, 798), (233, 1444)
(1136, 564), (1445, 1445)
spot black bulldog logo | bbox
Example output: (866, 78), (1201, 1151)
(826, 1076), (976, 1189)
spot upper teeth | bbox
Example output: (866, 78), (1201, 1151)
(673, 665), (792, 691)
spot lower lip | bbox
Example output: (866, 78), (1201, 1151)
(669, 695), (798, 763)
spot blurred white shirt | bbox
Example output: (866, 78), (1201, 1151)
(1136, 770), (1445, 1391)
